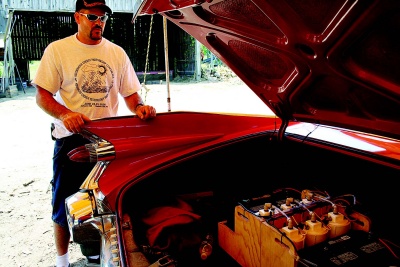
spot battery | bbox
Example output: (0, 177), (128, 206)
(298, 230), (399, 266)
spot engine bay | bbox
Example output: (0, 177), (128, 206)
(122, 188), (399, 267)
(121, 135), (400, 266)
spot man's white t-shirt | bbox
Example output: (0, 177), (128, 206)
(32, 34), (141, 139)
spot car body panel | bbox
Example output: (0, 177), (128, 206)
(286, 122), (400, 163)
(75, 112), (400, 212)
(138, 0), (400, 140)
(80, 113), (280, 207)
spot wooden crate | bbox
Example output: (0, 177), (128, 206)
(218, 205), (298, 267)
(218, 204), (372, 267)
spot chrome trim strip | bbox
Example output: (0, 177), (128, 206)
(86, 141), (116, 162)
(80, 161), (110, 189)
(81, 130), (116, 162)
(95, 215), (120, 267)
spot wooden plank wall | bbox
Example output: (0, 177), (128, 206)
(10, 11), (195, 80)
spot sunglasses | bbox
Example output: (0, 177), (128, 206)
(79, 13), (108, 23)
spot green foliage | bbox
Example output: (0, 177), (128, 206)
(200, 44), (222, 66)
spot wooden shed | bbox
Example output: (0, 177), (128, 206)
(0, 0), (197, 96)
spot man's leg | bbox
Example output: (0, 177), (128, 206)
(54, 222), (70, 255)
(52, 135), (96, 266)
(54, 222), (71, 267)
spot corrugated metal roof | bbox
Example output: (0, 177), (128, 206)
(1, 0), (136, 13)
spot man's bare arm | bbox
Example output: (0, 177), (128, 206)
(35, 85), (91, 133)
(124, 92), (156, 120)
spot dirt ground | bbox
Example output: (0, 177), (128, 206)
(0, 80), (271, 267)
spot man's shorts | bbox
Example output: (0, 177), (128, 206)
(51, 134), (96, 228)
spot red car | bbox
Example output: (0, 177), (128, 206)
(66, 1), (400, 266)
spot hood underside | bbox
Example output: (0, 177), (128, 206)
(138, 0), (400, 140)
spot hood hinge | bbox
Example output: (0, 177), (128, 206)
(277, 119), (289, 141)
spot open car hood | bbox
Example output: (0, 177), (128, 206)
(135, 0), (400, 140)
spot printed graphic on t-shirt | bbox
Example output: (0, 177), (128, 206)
(75, 58), (114, 106)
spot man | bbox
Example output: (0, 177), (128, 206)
(32, 0), (156, 266)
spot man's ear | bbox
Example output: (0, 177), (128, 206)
(74, 12), (80, 24)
